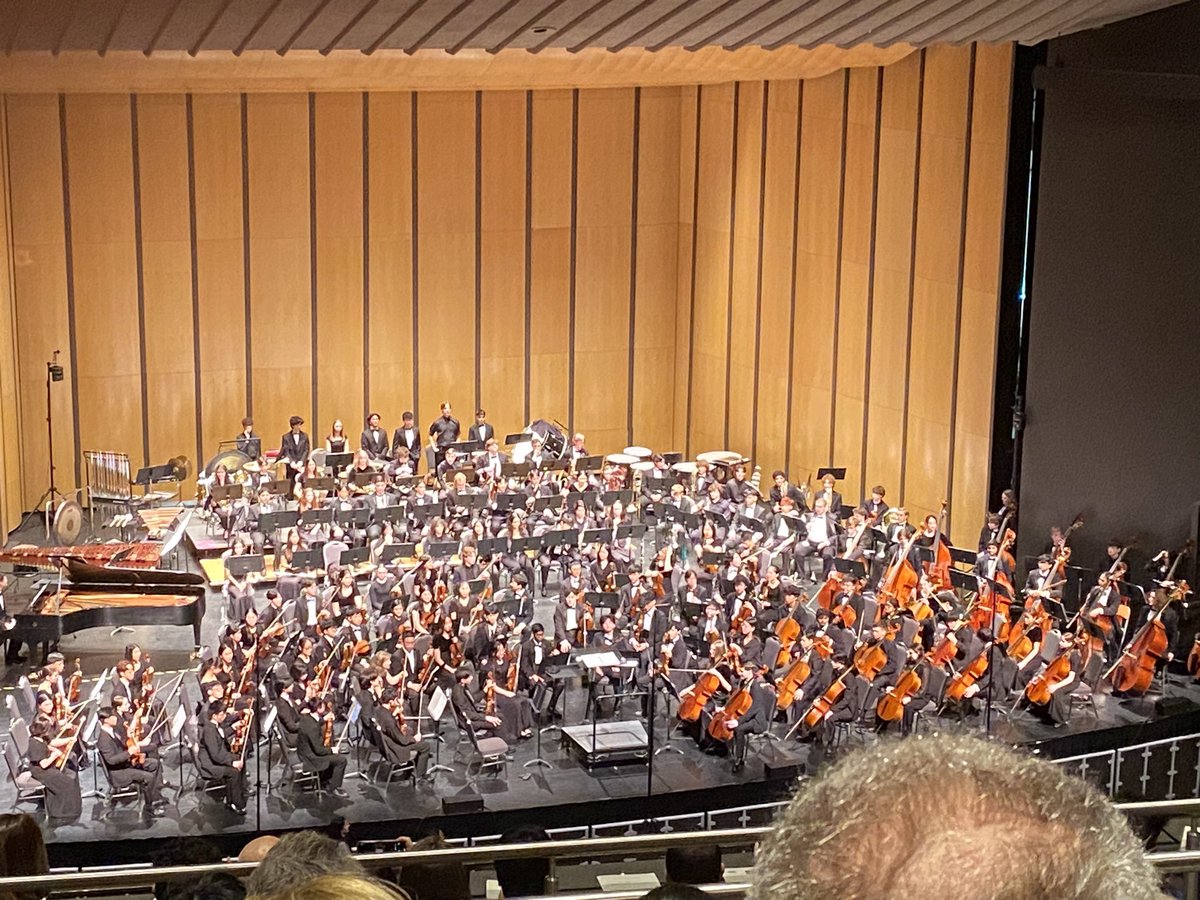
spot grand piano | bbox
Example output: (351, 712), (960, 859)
(8, 557), (205, 651)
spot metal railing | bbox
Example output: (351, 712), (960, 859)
(1054, 731), (1200, 799)
(7, 797), (1200, 896)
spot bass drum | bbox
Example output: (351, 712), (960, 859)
(52, 499), (84, 543)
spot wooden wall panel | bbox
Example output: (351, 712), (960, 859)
(831, 69), (880, 507)
(247, 94), (311, 447)
(951, 43), (1012, 534)
(864, 53), (922, 506)
(136, 94), (196, 469)
(689, 83), (734, 455)
(416, 91), (475, 427)
(728, 82), (764, 457)
(480, 91), (527, 439)
(64, 95), (142, 478)
(528, 91), (572, 427)
(790, 72), (845, 480)
(904, 45), (971, 524)
(192, 94), (246, 465)
(314, 92), (364, 434)
(366, 93), (414, 428)
(675, 86), (698, 455)
(575, 88), (634, 454)
(755, 81), (800, 479)
(0, 97), (22, 534)
(633, 86), (680, 453)
(3, 96), (69, 511)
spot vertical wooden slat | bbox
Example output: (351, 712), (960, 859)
(951, 42), (1013, 535)
(528, 90), (572, 425)
(832, 68), (881, 505)
(5, 95), (74, 507)
(574, 87), (634, 453)
(0, 97), (24, 532)
(192, 94), (246, 462)
(247, 93), (311, 446)
(904, 44), (971, 525)
(65, 94), (143, 477)
(480, 91), (527, 439)
(790, 72), (845, 479)
(864, 52), (922, 503)
(727, 81), (763, 459)
(757, 81), (800, 479)
(634, 85), (680, 453)
(690, 83), (733, 454)
(135, 94), (197, 470)
(416, 91), (475, 426)
(676, 86), (699, 456)
(367, 92), (414, 425)
(314, 92), (364, 436)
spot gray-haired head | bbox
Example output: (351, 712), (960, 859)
(749, 732), (1163, 900)
(245, 831), (364, 897)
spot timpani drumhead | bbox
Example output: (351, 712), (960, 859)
(606, 453), (638, 465)
(630, 461), (655, 472)
(671, 461), (698, 474)
(623, 446), (653, 459)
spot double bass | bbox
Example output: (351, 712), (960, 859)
(1108, 574), (1190, 696)
(922, 501), (952, 590)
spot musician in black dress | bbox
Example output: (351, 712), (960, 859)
(27, 715), (82, 821)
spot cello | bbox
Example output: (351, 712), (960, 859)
(943, 642), (992, 703)
(775, 635), (833, 711)
(707, 672), (757, 742)
(1025, 642), (1076, 707)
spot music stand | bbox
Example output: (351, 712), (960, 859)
(425, 687), (455, 775)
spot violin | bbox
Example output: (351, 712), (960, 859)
(484, 673), (497, 717)
(321, 714), (334, 748)
(125, 707), (147, 766)
(575, 598), (595, 646)
(944, 643), (992, 703)
(707, 675), (755, 742)
(66, 658), (82, 704)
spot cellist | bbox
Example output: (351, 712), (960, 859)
(1023, 631), (1081, 725)
(724, 668), (775, 773)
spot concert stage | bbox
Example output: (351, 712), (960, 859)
(4, 515), (1200, 866)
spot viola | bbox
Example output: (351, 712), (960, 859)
(66, 658), (83, 704)
(707, 679), (754, 742)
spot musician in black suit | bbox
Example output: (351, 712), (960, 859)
(361, 412), (390, 460)
(391, 411), (422, 471)
(520, 624), (567, 717)
(729, 670), (775, 772)
(374, 689), (432, 778)
(813, 475), (843, 521)
(863, 485), (889, 525)
(468, 409), (494, 444)
(198, 702), (246, 813)
(451, 666), (512, 741)
(236, 416), (261, 460)
(97, 706), (165, 813)
(429, 402), (461, 467)
(280, 416), (310, 474)
(769, 470), (807, 511)
(274, 685), (302, 749)
(297, 698), (348, 796)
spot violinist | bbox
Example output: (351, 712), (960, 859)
(109, 659), (139, 706)
(275, 682), (303, 748)
(288, 637), (316, 684)
(27, 715), (82, 821)
(731, 618), (764, 669)
(479, 643), (537, 736)
(367, 565), (399, 619)
(464, 604), (502, 664)
(553, 590), (589, 648)
(451, 667), (510, 740)
(373, 684), (433, 780)
(297, 697), (348, 797)
(97, 705), (166, 816)
(38, 652), (68, 702)
(199, 701), (247, 814)
(677, 569), (711, 622)
(496, 573), (535, 636)
(694, 601), (728, 645)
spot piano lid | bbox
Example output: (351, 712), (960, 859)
(62, 557), (205, 590)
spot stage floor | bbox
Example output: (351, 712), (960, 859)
(3, 512), (1199, 861)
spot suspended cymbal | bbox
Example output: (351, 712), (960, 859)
(168, 455), (193, 482)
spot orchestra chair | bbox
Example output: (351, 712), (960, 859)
(276, 575), (301, 604)
(450, 704), (508, 781)
(366, 727), (416, 789)
(3, 740), (44, 810)
(15, 677), (35, 718)
(908, 668), (949, 735)
(5, 695), (20, 725)
(322, 541), (349, 572)
(898, 618), (920, 648)
(1069, 652), (1108, 719)
(7, 717), (30, 758)
(270, 719), (324, 798)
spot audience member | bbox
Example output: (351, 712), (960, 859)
(748, 733), (1167, 899)
(397, 832), (470, 900)
(238, 835), (280, 864)
(152, 838), (226, 900)
(245, 831), (365, 897)
(251, 874), (409, 900)
(493, 824), (551, 897)
(664, 845), (722, 886)
(172, 873), (246, 900)
(639, 886), (710, 900)
(0, 813), (49, 900)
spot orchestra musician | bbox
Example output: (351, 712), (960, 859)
(297, 697), (349, 797)
(237, 416), (262, 460)
(97, 705), (166, 815)
(794, 498), (841, 581)
(27, 715), (83, 821)
(199, 701), (247, 814)
(429, 402), (460, 468)
(725, 667), (775, 773)
(280, 416), (311, 475)
(862, 485), (888, 525)
(520, 623), (568, 719)
(361, 412), (390, 460)
(468, 409), (494, 444)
